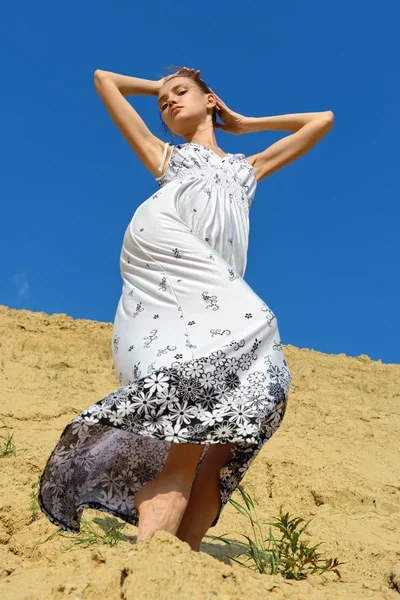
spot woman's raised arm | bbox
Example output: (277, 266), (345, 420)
(94, 70), (160, 97)
(242, 111), (334, 183)
(94, 70), (165, 177)
(210, 88), (334, 183)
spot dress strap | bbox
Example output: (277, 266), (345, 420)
(158, 142), (171, 173)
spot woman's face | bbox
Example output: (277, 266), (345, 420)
(158, 77), (215, 136)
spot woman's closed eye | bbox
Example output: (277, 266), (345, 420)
(161, 90), (187, 111)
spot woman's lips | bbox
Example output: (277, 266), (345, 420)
(171, 106), (182, 116)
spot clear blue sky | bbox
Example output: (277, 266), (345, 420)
(1, 1), (398, 364)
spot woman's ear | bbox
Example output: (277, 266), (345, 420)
(206, 93), (217, 110)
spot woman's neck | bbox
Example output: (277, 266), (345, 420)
(183, 134), (221, 153)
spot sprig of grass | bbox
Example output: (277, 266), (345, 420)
(265, 511), (343, 579)
(0, 417), (18, 457)
(212, 485), (344, 580)
(39, 516), (127, 552)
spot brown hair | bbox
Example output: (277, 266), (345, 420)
(158, 66), (217, 139)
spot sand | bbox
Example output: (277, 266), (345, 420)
(0, 303), (399, 599)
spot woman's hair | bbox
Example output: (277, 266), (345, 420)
(158, 66), (217, 139)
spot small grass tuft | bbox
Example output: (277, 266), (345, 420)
(0, 417), (18, 457)
(39, 516), (127, 551)
(212, 485), (344, 580)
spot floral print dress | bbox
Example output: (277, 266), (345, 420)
(38, 142), (292, 533)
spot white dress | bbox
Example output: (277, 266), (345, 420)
(38, 141), (292, 533)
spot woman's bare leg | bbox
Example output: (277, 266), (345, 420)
(176, 442), (236, 551)
(134, 442), (205, 542)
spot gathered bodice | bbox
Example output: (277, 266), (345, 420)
(155, 142), (257, 212)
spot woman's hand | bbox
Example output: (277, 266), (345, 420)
(210, 89), (247, 135)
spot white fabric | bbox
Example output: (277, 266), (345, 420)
(157, 140), (170, 173)
(37, 141), (292, 534)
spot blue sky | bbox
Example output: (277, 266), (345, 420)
(1, 1), (398, 364)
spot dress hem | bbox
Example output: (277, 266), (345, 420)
(38, 494), (135, 534)
(38, 487), (222, 535)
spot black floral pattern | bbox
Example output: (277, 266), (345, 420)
(38, 347), (290, 533)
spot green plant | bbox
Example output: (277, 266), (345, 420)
(212, 485), (344, 580)
(39, 516), (127, 551)
(0, 417), (18, 457)
(265, 512), (343, 579)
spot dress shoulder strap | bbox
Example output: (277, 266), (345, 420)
(158, 142), (172, 173)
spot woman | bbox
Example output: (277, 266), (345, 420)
(38, 66), (333, 551)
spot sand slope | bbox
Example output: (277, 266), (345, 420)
(0, 304), (399, 599)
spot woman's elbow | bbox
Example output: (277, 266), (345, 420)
(323, 110), (335, 123)
(94, 70), (109, 85)
(318, 111), (334, 135)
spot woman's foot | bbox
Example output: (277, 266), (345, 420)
(134, 474), (191, 542)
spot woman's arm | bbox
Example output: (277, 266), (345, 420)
(245, 113), (334, 183)
(94, 70), (160, 97)
(209, 89), (334, 183)
(241, 111), (333, 134)
(93, 70), (165, 176)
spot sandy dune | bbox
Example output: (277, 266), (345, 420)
(0, 304), (399, 599)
